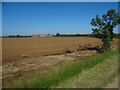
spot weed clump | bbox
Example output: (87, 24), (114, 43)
(64, 48), (72, 53)
(77, 44), (103, 53)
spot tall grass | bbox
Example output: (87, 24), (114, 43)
(7, 49), (118, 88)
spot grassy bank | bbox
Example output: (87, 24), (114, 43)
(55, 53), (118, 88)
(5, 49), (118, 88)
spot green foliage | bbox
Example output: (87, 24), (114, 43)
(56, 33), (60, 36)
(113, 33), (120, 38)
(55, 33), (93, 37)
(91, 9), (120, 52)
(8, 35), (32, 37)
(56, 52), (118, 88)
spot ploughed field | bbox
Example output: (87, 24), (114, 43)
(2, 37), (118, 63)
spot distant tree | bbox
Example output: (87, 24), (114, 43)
(91, 9), (120, 52)
(8, 35), (11, 37)
(56, 33), (60, 36)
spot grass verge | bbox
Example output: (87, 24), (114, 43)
(55, 54), (118, 88)
(5, 49), (118, 88)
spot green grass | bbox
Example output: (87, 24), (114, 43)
(55, 54), (118, 88)
(5, 49), (118, 88)
(95, 69), (118, 88)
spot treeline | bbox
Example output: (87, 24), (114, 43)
(3, 33), (120, 38)
(55, 33), (120, 38)
(113, 33), (120, 38)
(8, 35), (32, 37)
(55, 33), (93, 37)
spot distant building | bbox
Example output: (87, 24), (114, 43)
(32, 34), (53, 38)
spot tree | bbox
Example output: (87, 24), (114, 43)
(91, 9), (120, 52)
(56, 33), (60, 36)
(16, 34), (20, 37)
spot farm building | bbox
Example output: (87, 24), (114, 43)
(32, 34), (53, 38)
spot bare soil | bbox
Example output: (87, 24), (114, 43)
(2, 37), (102, 63)
(2, 49), (97, 84)
(2, 37), (119, 86)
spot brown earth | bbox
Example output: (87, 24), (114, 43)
(2, 37), (119, 87)
(0, 38), (2, 65)
(2, 49), (97, 85)
(2, 37), (103, 64)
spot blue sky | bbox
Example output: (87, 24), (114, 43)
(2, 2), (118, 36)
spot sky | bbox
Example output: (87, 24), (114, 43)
(2, 0), (120, 2)
(2, 2), (119, 36)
